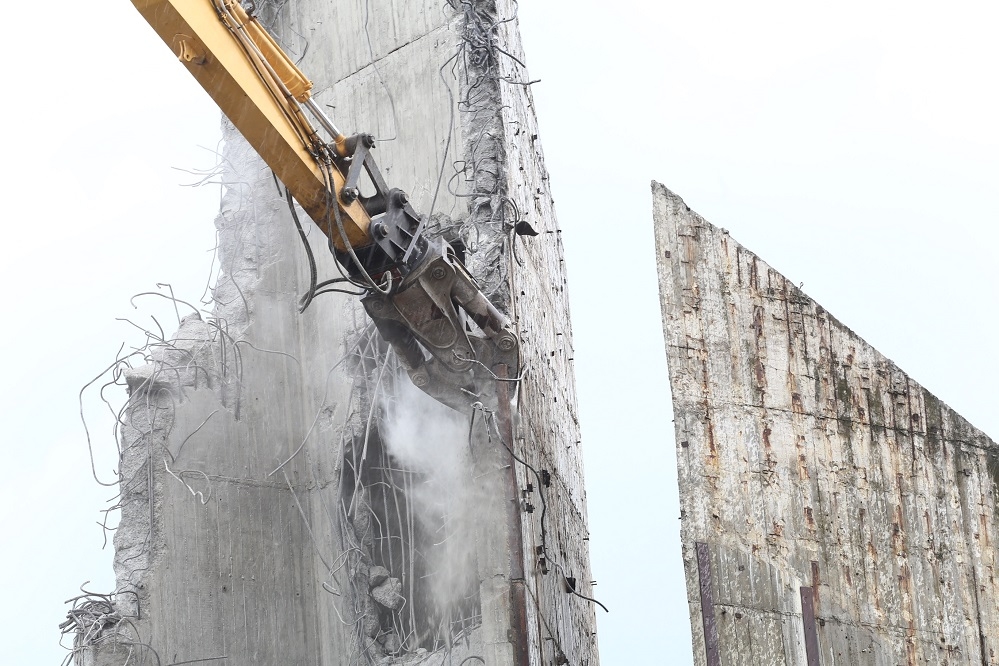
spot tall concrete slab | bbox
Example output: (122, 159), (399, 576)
(67, 3), (596, 665)
(654, 181), (999, 665)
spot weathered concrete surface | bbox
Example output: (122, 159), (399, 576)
(74, 2), (595, 665)
(654, 181), (999, 665)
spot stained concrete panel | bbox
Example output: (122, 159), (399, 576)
(74, 3), (595, 665)
(654, 181), (998, 665)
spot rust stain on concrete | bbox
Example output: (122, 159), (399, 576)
(654, 181), (999, 665)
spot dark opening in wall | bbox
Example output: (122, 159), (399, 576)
(340, 328), (482, 656)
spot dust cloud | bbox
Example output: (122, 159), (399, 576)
(380, 375), (498, 629)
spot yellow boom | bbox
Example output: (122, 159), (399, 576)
(130, 0), (522, 413)
(131, 0), (370, 249)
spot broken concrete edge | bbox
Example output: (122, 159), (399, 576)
(494, 5), (600, 664)
(448, 1), (600, 661)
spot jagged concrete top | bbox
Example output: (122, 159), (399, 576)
(653, 180), (999, 665)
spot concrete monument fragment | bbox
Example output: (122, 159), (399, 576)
(655, 181), (998, 665)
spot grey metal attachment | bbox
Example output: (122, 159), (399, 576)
(325, 133), (520, 412)
(362, 241), (519, 413)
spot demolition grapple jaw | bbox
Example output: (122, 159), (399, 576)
(331, 134), (519, 411)
(361, 241), (519, 413)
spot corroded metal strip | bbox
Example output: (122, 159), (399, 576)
(496, 364), (530, 666)
(810, 561), (820, 612)
(695, 542), (721, 666)
(800, 586), (820, 666)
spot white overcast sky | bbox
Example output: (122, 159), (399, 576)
(2, 1), (996, 663)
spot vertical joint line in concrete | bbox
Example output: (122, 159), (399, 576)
(966, 557), (990, 666)
(496, 363), (530, 666)
(695, 542), (720, 666)
(800, 586), (821, 666)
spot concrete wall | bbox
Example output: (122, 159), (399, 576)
(654, 181), (999, 665)
(74, 3), (596, 665)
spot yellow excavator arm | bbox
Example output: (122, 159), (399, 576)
(130, 0), (519, 412)
(131, 0), (370, 248)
